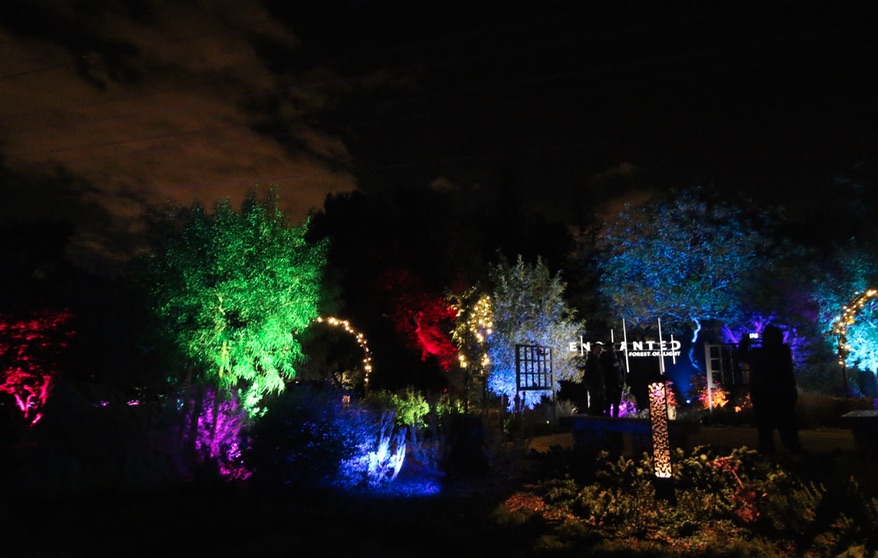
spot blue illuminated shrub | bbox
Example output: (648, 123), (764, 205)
(362, 388), (460, 469)
(244, 383), (409, 490)
(244, 384), (362, 487)
(179, 387), (250, 480)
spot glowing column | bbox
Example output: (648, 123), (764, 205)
(648, 381), (672, 478)
(649, 380), (675, 502)
(649, 317), (674, 502)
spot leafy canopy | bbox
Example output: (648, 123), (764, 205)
(485, 255), (584, 410)
(815, 241), (878, 377)
(596, 185), (773, 339)
(141, 187), (328, 416)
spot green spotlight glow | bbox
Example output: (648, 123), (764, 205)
(142, 187), (328, 417)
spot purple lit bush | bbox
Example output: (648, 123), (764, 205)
(179, 387), (251, 480)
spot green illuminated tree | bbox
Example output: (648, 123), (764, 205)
(140, 187), (328, 416)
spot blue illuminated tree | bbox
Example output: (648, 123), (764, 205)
(595, 186), (776, 352)
(485, 255), (584, 410)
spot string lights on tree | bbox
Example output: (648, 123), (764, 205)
(452, 291), (493, 372)
(315, 316), (373, 387)
(831, 288), (878, 397)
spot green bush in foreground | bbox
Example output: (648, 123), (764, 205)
(523, 447), (878, 556)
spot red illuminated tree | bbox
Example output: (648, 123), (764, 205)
(0, 309), (75, 424)
(380, 269), (458, 371)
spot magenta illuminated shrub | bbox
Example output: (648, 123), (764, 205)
(178, 387), (251, 480)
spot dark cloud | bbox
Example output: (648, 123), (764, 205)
(285, 1), (878, 207)
(0, 0), (362, 267)
(1, 1), (876, 269)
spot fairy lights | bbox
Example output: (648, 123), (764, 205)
(831, 288), (878, 397)
(315, 316), (373, 385)
(452, 292), (493, 373)
(832, 288), (878, 367)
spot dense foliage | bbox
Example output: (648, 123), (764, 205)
(448, 287), (494, 409)
(379, 269), (458, 372)
(595, 185), (774, 341)
(246, 384), (421, 490)
(814, 242), (878, 390)
(138, 187), (328, 416)
(512, 446), (878, 556)
(486, 255), (584, 410)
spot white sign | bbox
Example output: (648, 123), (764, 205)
(568, 337), (681, 358)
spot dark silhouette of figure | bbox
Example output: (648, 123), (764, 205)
(583, 342), (607, 416)
(744, 325), (801, 455)
(626, 356), (651, 411)
(601, 344), (624, 417)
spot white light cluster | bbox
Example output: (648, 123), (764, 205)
(455, 293), (493, 371)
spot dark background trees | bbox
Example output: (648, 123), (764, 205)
(306, 180), (575, 391)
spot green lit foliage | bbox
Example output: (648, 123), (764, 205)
(363, 387), (431, 429)
(141, 187), (328, 416)
(486, 255), (584, 410)
(362, 387), (463, 472)
(596, 185), (775, 341)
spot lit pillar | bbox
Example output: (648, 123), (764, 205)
(648, 380), (675, 502)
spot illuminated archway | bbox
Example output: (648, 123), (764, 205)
(831, 288), (878, 395)
(314, 316), (373, 387)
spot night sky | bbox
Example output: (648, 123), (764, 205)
(1, 1), (876, 268)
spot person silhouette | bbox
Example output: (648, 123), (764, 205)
(744, 324), (801, 455)
(583, 342), (607, 416)
(601, 343), (624, 417)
